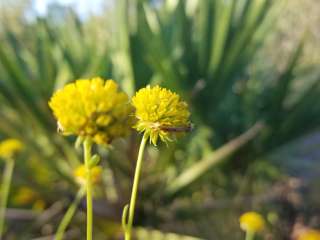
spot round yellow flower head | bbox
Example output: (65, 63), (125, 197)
(299, 229), (320, 240)
(0, 138), (23, 159)
(73, 165), (102, 185)
(132, 85), (191, 145)
(240, 211), (265, 233)
(49, 78), (133, 145)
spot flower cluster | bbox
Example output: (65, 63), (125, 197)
(239, 212), (265, 233)
(73, 165), (102, 185)
(132, 85), (191, 145)
(48, 79), (191, 240)
(49, 78), (133, 145)
(0, 139), (23, 159)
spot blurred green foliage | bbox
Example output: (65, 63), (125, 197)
(0, 0), (319, 239)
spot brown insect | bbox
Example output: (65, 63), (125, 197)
(160, 124), (194, 132)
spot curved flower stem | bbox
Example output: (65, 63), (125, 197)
(84, 139), (93, 240)
(124, 133), (148, 240)
(245, 231), (255, 240)
(0, 159), (15, 240)
(55, 186), (85, 240)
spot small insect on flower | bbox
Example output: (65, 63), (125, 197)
(240, 211), (265, 234)
(132, 85), (191, 145)
(160, 124), (194, 132)
(0, 139), (23, 159)
(49, 78), (133, 145)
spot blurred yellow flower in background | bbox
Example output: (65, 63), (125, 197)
(13, 187), (46, 211)
(240, 211), (265, 233)
(0, 139), (23, 159)
(13, 187), (37, 205)
(298, 229), (320, 240)
(32, 199), (46, 211)
(49, 78), (133, 145)
(132, 85), (191, 145)
(73, 165), (102, 185)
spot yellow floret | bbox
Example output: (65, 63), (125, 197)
(0, 139), (23, 159)
(240, 211), (265, 233)
(49, 78), (133, 145)
(73, 165), (102, 185)
(132, 85), (191, 145)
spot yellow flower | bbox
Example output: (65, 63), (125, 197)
(240, 212), (265, 233)
(0, 139), (23, 159)
(49, 78), (133, 145)
(13, 187), (37, 205)
(299, 229), (320, 240)
(13, 187), (46, 211)
(32, 199), (46, 211)
(73, 165), (102, 185)
(132, 85), (191, 145)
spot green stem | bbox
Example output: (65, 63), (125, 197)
(84, 139), (93, 240)
(0, 159), (15, 240)
(55, 187), (85, 240)
(125, 133), (148, 240)
(245, 231), (255, 240)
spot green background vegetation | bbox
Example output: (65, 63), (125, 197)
(0, 0), (319, 239)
